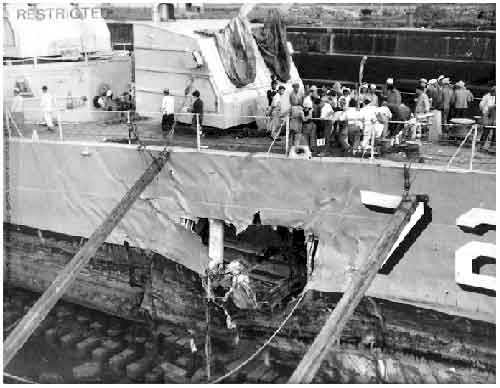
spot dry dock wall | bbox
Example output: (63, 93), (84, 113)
(5, 139), (495, 322)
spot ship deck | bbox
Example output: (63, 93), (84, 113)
(7, 118), (496, 173)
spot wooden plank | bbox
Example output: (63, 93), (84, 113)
(288, 196), (418, 383)
(3, 150), (170, 368)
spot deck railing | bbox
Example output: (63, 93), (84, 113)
(4, 106), (495, 172)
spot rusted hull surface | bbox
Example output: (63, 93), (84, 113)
(3, 226), (495, 378)
(5, 139), (496, 321)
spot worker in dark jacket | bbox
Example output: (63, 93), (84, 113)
(188, 90), (204, 132)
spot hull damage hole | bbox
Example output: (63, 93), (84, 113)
(199, 222), (309, 315)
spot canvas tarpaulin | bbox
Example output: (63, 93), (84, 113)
(214, 16), (257, 88)
(254, 9), (291, 82)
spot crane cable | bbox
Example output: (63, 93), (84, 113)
(209, 285), (309, 384)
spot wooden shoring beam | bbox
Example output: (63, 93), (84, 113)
(3, 150), (170, 368)
(288, 196), (419, 384)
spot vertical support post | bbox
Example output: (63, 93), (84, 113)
(469, 124), (478, 171)
(33, 56), (38, 68)
(5, 108), (12, 138)
(127, 110), (131, 124)
(208, 219), (224, 270)
(285, 115), (290, 155)
(329, 32), (334, 54)
(57, 110), (63, 141)
(370, 126), (375, 160)
(205, 274), (211, 382)
(306, 234), (315, 281)
(196, 113), (201, 151)
(84, 52), (88, 65)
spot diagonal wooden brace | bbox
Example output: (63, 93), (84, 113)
(288, 196), (419, 384)
(3, 149), (170, 368)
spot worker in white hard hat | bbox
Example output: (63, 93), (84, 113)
(360, 95), (378, 149)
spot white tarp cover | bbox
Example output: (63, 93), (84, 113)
(6, 140), (496, 323)
(4, 4), (111, 57)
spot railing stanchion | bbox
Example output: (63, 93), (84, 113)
(370, 126), (375, 160)
(196, 113), (201, 151)
(470, 124), (478, 171)
(33, 56), (38, 68)
(5, 108), (12, 139)
(285, 115), (290, 155)
(57, 110), (63, 141)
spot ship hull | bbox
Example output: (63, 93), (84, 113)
(3, 223), (495, 382)
(4, 139), (495, 322)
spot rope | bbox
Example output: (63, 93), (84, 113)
(446, 126), (475, 168)
(210, 286), (308, 384)
(3, 372), (37, 384)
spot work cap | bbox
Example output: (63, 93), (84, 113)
(442, 78), (450, 84)
(456, 81), (465, 87)
(361, 83), (368, 89)
(419, 78), (428, 84)
(370, 84), (376, 90)
(342, 87), (350, 93)
(292, 82), (300, 88)
(13, 87), (20, 93)
(106, 90), (113, 97)
(192, 90), (200, 97)
(310, 85), (318, 91)
(386, 78), (394, 84)
(163, 88), (169, 94)
(428, 79), (437, 85)
(437, 75), (445, 81)
(363, 96), (372, 103)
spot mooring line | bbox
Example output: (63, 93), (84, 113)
(210, 285), (309, 384)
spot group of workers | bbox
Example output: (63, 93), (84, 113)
(266, 75), (496, 155)
(7, 75), (495, 153)
(160, 88), (204, 134)
(415, 76), (495, 148)
(266, 78), (407, 155)
(8, 83), (138, 131)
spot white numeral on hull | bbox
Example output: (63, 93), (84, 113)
(456, 209), (496, 292)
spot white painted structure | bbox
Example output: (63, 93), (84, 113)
(3, 3), (132, 123)
(133, 19), (303, 129)
(3, 3), (111, 58)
